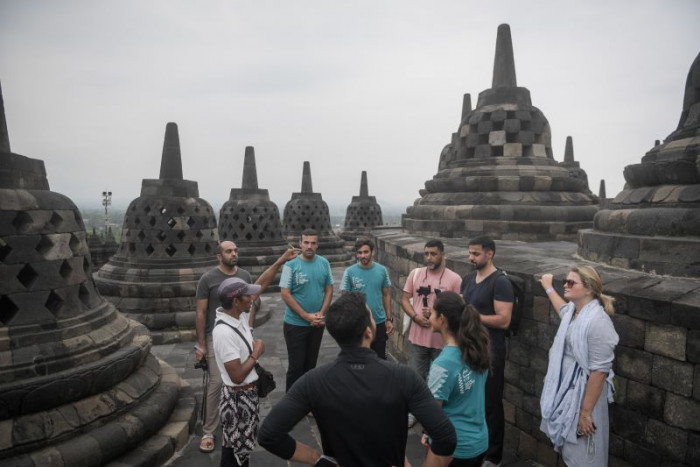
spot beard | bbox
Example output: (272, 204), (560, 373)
(471, 260), (487, 270)
(427, 260), (442, 270)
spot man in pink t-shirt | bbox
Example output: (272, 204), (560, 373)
(401, 239), (462, 377)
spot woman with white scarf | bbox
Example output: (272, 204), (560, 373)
(538, 265), (618, 466)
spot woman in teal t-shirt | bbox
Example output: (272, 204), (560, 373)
(423, 292), (490, 466)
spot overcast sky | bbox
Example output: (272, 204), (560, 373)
(1, 1), (698, 215)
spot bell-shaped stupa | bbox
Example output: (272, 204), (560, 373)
(283, 161), (353, 263)
(403, 24), (598, 241)
(340, 171), (383, 241)
(218, 146), (288, 278)
(578, 51), (700, 277)
(95, 122), (219, 343)
(0, 84), (192, 464)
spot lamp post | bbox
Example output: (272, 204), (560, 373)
(102, 191), (112, 236)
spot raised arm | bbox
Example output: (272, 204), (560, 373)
(254, 248), (299, 296)
(539, 273), (566, 315)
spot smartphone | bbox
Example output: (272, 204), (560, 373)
(577, 422), (597, 438)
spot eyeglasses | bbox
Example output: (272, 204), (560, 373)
(562, 279), (580, 288)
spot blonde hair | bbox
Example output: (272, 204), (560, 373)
(570, 265), (615, 315)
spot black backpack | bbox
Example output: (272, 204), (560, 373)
(464, 269), (525, 337)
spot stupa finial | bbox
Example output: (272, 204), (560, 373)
(301, 161), (313, 193)
(461, 94), (472, 121)
(241, 146), (259, 190)
(564, 136), (575, 163)
(0, 81), (11, 153)
(360, 171), (368, 197)
(598, 179), (606, 199)
(159, 122), (183, 180)
(492, 24), (517, 88)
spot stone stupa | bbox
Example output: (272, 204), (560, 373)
(578, 51), (700, 277)
(403, 24), (598, 241)
(95, 122), (219, 343)
(282, 161), (353, 263)
(0, 84), (193, 465)
(218, 146), (288, 279)
(340, 170), (384, 242)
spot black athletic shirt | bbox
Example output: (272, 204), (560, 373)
(461, 270), (514, 349)
(258, 347), (456, 466)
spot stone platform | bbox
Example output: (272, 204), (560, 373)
(155, 266), (540, 466)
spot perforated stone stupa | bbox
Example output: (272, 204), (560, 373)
(340, 171), (383, 241)
(0, 85), (192, 465)
(283, 161), (353, 263)
(579, 51), (700, 277)
(219, 146), (288, 277)
(95, 122), (219, 343)
(403, 24), (598, 241)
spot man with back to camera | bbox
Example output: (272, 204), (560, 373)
(257, 292), (457, 466)
(461, 235), (514, 467)
(340, 237), (393, 359)
(279, 229), (334, 392)
(194, 240), (297, 453)
(401, 239), (462, 427)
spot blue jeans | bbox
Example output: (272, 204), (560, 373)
(409, 343), (441, 380)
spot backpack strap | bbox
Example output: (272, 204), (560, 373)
(487, 269), (507, 302)
(215, 319), (253, 355)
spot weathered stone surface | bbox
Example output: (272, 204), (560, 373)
(402, 24), (597, 241)
(340, 171), (383, 241)
(624, 379), (665, 419)
(645, 323), (687, 360)
(665, 393), (700, 431)
(644, 418), (688, 463)
(95, 123), (218, 342)
(652, 354), (694, 396)
(579, 51), (700, 277)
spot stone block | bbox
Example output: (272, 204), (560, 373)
(695, 365), (700, 401)
(688, 431), (700, 466)
(530, 347), (549, 374)
(611, 314), (645, 349)
(609, 432), (624, 457)
(517, 131), (535, 145)
(665, 393), (700, 430)
(517, 430), (538, 460)
(645, 323), (686, 361)
(504, 118), (521, 133)
(531, 144), (547, 158)
(623, 440), (661, 467)
(644, 418), (688, 463)
(477, 121), (493, 134)
(504, 399), (516, 424)
(504, 422), (520, 453)
(628, 296), (670, 324)
(536, 442), (558, 467)
(489, 130), (506, 146)
(651, 354), (693, 396)
(688, 330), (700, 363)
(508, 340), (531, 367)
(503, 143), (523, 157)
(610, 405), (646, 440)
(504, 360), (519, 385)
(491, 109), (507, 122)
(625, 379), (665, 419)
(671, 290), (700, 330)
(475, 144), (492, 159)
(504, 382), (523, 406)
(532, 296), (551, 323)
(614, 346), (653, 383)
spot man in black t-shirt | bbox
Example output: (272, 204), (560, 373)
(461, 236), (514, 467)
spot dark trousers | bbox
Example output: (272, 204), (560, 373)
(284, 322), (324, 392)
(449, 452), (486, 466)
(485, 343), (506, 463)
(370, 322), (388, 359)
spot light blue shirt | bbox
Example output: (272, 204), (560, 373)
(428, 346), (488, 459)
(340, 262), (391, 323)
(280, 255), (334, 326)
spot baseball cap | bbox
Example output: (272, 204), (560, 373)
(217, 277), (262, 304)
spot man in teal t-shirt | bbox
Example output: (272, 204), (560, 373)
(340, 237), (393, 359)
(427, 346), (489, 462)
(279, 229), (334, 391)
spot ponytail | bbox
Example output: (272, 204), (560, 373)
(598, 293), (615, 315)
(457, 304), (491, 373)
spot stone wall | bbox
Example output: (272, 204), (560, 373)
(374, 228), (700, 466)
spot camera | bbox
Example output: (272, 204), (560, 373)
(416, 285), (432, 307)
(194, 357), (208, 371)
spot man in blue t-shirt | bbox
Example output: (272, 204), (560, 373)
(340, 237), (393, 359)
(461, 235), (514, 467)
(280, 229), (334, 391)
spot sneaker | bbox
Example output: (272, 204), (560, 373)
(407, 413), (417, 428)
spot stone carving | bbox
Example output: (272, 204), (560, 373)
(578, 51), (700, 277)
(340, 170), (383, 241)
(219, 146), (288, 277)
(0, 83), (192, 464)
(95, 122), (219, 343)
(282, 161), (353, 263)
(403, 24), (598, 241)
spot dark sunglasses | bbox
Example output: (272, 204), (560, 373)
(562, 279), (580, 288)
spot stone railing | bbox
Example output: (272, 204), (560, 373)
(374, 228), (700, 466)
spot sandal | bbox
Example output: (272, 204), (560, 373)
(199, 434), (215, 453)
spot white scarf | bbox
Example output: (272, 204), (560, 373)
(539, 300), (616, 451)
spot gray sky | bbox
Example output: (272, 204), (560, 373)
(1, 0), (698, 214)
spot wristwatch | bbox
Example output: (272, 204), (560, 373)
(387, 317), (393, 322)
